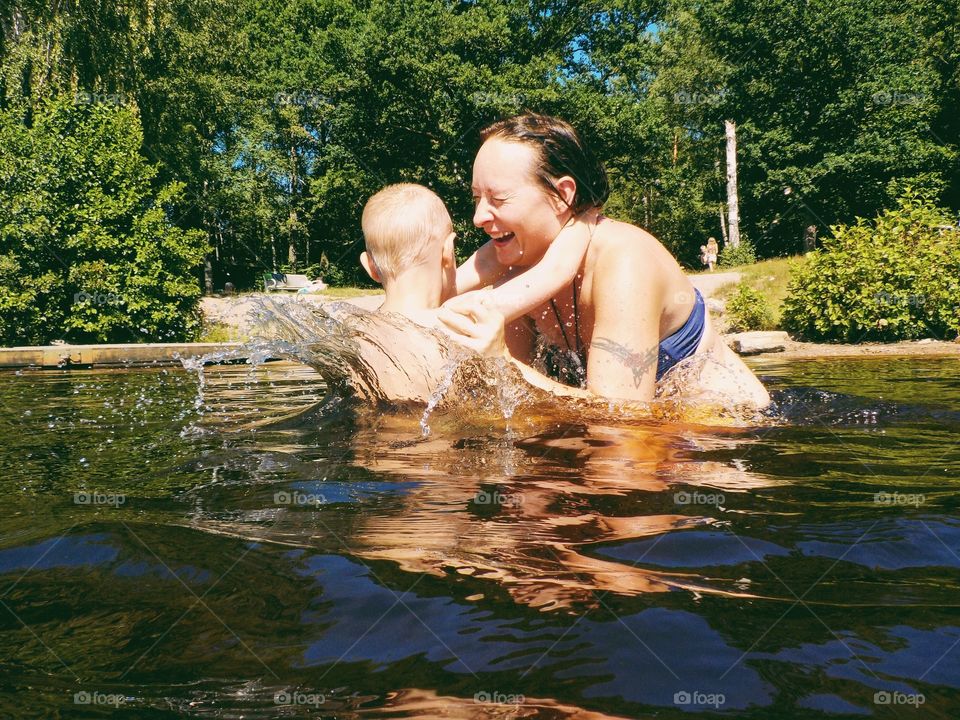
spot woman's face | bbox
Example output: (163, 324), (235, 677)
(471, 138), (569, 267)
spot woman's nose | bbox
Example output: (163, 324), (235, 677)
(473, 199), (492, 228)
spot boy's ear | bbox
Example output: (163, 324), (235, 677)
(441, 231), (456, 267)
(360, 251), (382, 284)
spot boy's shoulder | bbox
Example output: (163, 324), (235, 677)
(401, 308), (442, 330)
(354, 309), (456, 403)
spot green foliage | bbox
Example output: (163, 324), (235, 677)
(719, 238), (757, 268)
(726, 282), (774, 332)
(0, 99), (208, 345)
(728, 255), (803, 327)
(1, 0), (958, 332)
(199, 322), (247, 343)
(678, 0), (958, 255)
(782, 189), (960, 342)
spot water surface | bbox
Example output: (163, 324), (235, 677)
(1, 357), (958, 718)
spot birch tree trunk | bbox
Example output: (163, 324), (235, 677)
(287, 146), (298, 269)
(724, 120), (741, 248)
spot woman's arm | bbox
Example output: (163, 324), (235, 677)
(508, 356), (595, 399)
(446, 218), (592, 323)
(585, 244), (663, 402)
(455, 240), (505, 294)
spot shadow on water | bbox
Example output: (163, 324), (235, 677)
(1, 307), (959, 717)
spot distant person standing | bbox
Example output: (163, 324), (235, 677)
(700, 237), (719, 271)
(803, 225), (818, 253)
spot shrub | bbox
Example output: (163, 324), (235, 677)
(0, 98), (208, 346)
(726, 282), (774, 332)
(718, 237), (757, 268)
(781, 189), (960, 342)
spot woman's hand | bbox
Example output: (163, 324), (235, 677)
(440, 289), (487, 315)
(437, 293), (510, 358)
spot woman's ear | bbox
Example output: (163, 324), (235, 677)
(360, 251), (382, 284)
(551, 175), (578, 213)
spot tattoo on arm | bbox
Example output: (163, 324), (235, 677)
(591, 337), (660, 388)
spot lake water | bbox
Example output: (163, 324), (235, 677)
(1, 356), (958, 718)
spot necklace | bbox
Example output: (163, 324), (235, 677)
(548, 212), (600, 359)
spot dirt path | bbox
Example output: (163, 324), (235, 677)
(201, 292), (383, 334)
(689, 271), (741, 297)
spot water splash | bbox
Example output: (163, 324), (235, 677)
(182, 297), (774, 431)
(182, 298), (545, 433)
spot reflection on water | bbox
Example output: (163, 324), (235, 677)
(0, 357), (959, 717)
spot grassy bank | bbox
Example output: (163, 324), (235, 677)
(722, 256), (801, 326)
(703, 256), (803, 329)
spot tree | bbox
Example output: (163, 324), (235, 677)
(0, 98), (207, 345)
(671, 0), (958, 255)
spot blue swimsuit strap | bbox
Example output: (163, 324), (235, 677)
(656, 289), (705, 380)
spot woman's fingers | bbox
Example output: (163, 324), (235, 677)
(437, 306), (480, 337)
(470, 297), (502, 324)
(437, 304), (508, 358)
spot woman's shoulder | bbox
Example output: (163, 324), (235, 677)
(589, 217), (675, 272)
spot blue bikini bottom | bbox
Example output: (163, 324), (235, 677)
(656, 289), (706, 380)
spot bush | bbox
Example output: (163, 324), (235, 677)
(0, 98), (207, 346)
(718, 237), (757, 268)
(781, 189), (960, 342)
(726, 282), (774, 332)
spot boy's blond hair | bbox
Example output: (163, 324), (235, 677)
(361, 184), (451, 281)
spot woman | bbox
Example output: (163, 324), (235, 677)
(441, 113), (770, 407)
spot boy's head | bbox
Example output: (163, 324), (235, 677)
(360, 184), (456, 299)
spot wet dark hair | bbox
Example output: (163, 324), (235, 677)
(480, 113), (610, 215)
